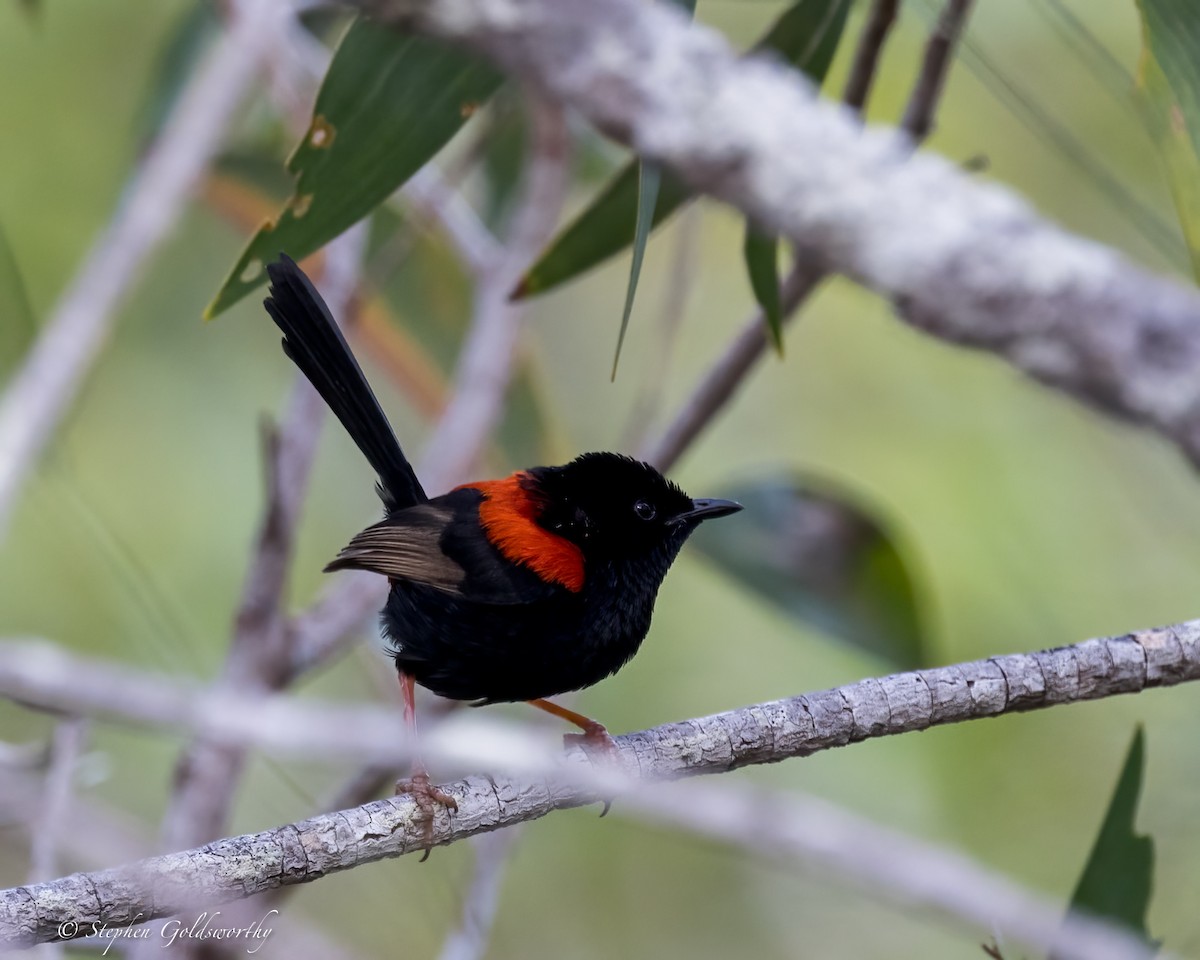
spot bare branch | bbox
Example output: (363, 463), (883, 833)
(1, 617), (1198, 947)
(348, 0), (1200, 473)
(901, 0), (975, 141)
(5, 610), (1192, 959)
(436, 829), (523, 960)
(25, 718), (87, 887)
(0, 0), (283, 540)
(6, 621), (1198, 782)
(841, 0), (899, 112)
(402, 164), (502, 276)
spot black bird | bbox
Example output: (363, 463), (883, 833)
(262, 255), (741, 832)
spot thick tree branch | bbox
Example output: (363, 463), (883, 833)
(352, 0), (1200, 470)
(2, 618), (1197, 949)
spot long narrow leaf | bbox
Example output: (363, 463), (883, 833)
(742, 227), (783, 354)
(207, 19), (502, 318)
(610, 0), (697, 378)
(612, 163), (662, 378)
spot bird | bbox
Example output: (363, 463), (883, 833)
(262, 253), (741, 840)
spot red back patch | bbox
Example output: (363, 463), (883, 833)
(458, 474), (585, 593)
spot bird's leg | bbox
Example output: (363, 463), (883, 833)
(527, 698), (621, 817)
(394, 671), (457, 861)
(526, 698), (619, 754)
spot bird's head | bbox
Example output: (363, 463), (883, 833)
(524, 453), (742, 570)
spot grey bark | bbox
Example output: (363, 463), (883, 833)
(3, 620), (1197, 948)
(354, 0), (1200, 469)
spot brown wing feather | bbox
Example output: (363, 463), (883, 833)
(325, 503), (465, 591)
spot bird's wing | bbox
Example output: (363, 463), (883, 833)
(325, 494), (560, 604)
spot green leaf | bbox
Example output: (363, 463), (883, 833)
(206, 18), (503, 318)
(734, 0), (850, 345)
(688, 474), (926, 669)
(0, 223), (37, 380)
(742, 226), (783, 354)
(1137, 0), (1200, 281)
(1067, 727), (1157, 947)
(612, 162), (661, 379)
(511, 163), (691, 299)
(757, 0), (851, 78)
(609, 0), (695, 378)
(514, 0), (851, 301)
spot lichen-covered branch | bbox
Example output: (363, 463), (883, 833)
(354, 0), (1200, 470)
(2, 620), (1197, 949)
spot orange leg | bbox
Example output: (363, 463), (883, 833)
(528, 698), (620, 816)
(395, 671), (457, 861)
(527, 697), (609, 738)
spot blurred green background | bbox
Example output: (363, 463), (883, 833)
(2, 0), (1199, 957)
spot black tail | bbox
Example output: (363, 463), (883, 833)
(263, 254), (426, 511)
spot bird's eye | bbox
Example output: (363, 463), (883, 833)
(633, 499), (657, 521)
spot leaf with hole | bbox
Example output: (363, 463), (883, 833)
(688, 474), (926, 669)
(206, 18), (503, 318)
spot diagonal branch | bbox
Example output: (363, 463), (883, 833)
(352, 0), (1200, 472)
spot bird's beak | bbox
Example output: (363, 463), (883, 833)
(670, 498), (743, 525)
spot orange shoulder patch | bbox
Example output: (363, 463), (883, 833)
(457, 473), (585, 593)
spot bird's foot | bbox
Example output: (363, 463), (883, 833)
(395, 771), (458, 862)
(563, 721), (621, 817)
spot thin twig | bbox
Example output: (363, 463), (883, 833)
(25, 718), (86, 887)
(841, 0), (899, 112)
(901, 0), (975, 141)
(437, 829), (524, 960)
(402, 165), (502, 276)
(0, 0), (282, 541)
